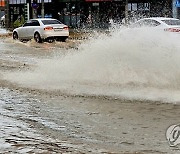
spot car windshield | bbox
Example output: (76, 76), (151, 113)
(41, 20), (62, 25)
(161, 19), (180, 26)
(130, 19), (160, 28)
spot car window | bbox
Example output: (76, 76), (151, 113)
(41, 20), (62, 25)
(31, 20), (40, 26)
(131, 19), (161, 28)
(131, 20), (144, 27)
(23, 21), (32, 27)
(23, 20), (40, 27)
(145, 19), (161, 26)
(161, 19), (180, 26)
(131, 20), (149, 27)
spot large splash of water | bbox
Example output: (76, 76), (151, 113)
(4, 27), (180, 103)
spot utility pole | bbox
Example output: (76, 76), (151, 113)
(41, 0), (44, 18)
(125, 0), (128, 25)
(4, 0), (10, 28)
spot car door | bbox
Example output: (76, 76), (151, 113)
(17, 22), (28, 39)
(19, 20), (32, 39)
(26, 20), (40, 38)
(24, 20), (35, 39)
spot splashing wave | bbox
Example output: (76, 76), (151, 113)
(4, 27), (180, 103)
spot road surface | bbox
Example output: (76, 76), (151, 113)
(0, 32), (180, 153)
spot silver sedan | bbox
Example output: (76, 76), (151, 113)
(130, 17), (180, 32)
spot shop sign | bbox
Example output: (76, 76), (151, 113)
(92, 3), (99, 6)
(137, 3), (150, 11)
(0, 0), (5, 7)
(31, 0), (39, 9)
(176, 0), (180, 7)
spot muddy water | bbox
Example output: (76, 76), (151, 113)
(4, 28), (180, 103)
(0, 87), (98, 153)
(0, 32), (180, 153)
(0, 88), (70, 153)
(1, 86), (180, 153)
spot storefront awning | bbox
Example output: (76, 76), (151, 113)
(0, 0), (5, 6)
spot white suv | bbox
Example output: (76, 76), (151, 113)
(13, 18), (69, 43)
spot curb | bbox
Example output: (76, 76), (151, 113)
(0, 32), (12, 37)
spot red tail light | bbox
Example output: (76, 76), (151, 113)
(63, 26), (69, 30)
(44, 26), (53, 31)
(164, 28), (180, 32)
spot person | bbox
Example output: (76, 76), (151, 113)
(13, 15), (25, 28)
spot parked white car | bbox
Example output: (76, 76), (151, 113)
(130, 17), (180, 32)
(1, 15), (5, 27)
(13, 18), (69, 43)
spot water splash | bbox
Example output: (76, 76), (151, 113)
(4, 27), (180, 103)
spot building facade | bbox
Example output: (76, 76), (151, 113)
(4, 0), (180, 28)
(0, 0), (5, 18)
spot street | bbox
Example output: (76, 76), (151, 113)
(0, 30), (180, 153)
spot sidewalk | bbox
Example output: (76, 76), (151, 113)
(0, 27), (11, 37)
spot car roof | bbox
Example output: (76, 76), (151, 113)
(139, 17), (179, 21)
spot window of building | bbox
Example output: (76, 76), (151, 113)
(9, 0), (26, 4)
(128, 3), (150, 11)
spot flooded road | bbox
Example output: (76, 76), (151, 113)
(0, 88), (74, 153)
(0, 31), (180, 153)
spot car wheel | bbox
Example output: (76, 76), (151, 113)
(1, 21), (4, 27)
(61, 37), (68, 42)
(13, 32), (18, 40)
(61, 38), (66, 42)
(34, 32), (42, 43)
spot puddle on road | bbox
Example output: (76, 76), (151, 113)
(0, 87), (90, 153)
(1, 36), (79, 51)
